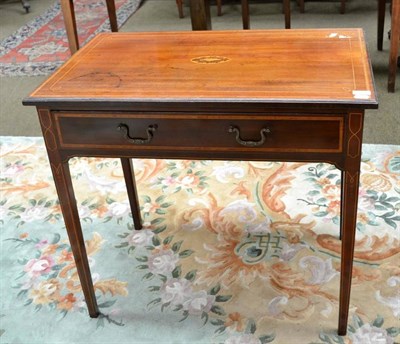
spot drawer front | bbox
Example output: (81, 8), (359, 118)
(55, 113), (344, 153)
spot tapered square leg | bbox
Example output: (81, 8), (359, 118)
(338, 112), (364, 335)
(38, 109), (99, 317)
(121, 158), (142, 230)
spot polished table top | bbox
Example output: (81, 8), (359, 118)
(25, 29), (377, 109)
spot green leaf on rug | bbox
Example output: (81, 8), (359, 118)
(373, 314), (384, 328)
(215, 295), (232, 302)
(259, 333), (276, 344)
(209, 284), (221, 295)
(172, 266), (182, 278)
(185, 270), (197, 281)
(386, 327), (400, 337)
(210, 305), (225, 316)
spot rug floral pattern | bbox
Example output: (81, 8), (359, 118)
(0, 136), (399, 343)
(0, 0), (142, 76)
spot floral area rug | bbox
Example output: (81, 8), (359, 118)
(0, 136), (399, 344)
(0, 0), (142, 77)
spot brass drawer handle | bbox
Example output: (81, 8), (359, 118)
(228, 125), (270, 147)
(117, 123), (158, 145)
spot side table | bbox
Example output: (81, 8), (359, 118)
(23, 29), (378, 335)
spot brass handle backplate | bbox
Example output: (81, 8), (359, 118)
(117, 123), (158, 145)
(228, 125), (270, 147)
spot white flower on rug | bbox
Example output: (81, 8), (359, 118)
(160, 278), (193, 305)
(182, 290), (215, 315)
(225, 334), (261, 344)
(267, 295), (288, 318)
(178, 175), (197, 187)
(30, 280), (59, 304)
(160, 279), (215, 315)
(351, 323), (394, 344)
(358, 188), (376, 210)
(245, 218), (272, 235)
(106, 201), (130, 218)
(299, 256), (339, 285)
(20, 205), (50, 222)
(147, 249), (179, 275)
(212, 163), (245, 183)
(220, 199), (257, 223)
(84, 167), (125, 194)
(78, 204), (92, 218)
(181, 216), (204, 231)
(375, 276), (400, 317)
(320, 302), (334, 318)
(0, 203), (7, 220)
(71, 296), (86, 312)
(279, 243), (306, 261)
(127, 230), (154, 247)
(19, 42), (68, 60)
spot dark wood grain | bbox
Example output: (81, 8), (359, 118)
(54, 112), (343, 153)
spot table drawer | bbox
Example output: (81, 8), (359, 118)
(55, 113), (344, 153)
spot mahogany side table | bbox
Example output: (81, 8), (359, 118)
(23, 29), (378, 335)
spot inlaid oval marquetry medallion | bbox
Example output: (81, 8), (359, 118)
(191, 56), (230, 64)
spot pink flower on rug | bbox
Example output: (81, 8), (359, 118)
(160, 176), (176, 187)
(24, 255), (55, 277)
(34, 239), (49, 249)
(2, 163), (24, 177)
